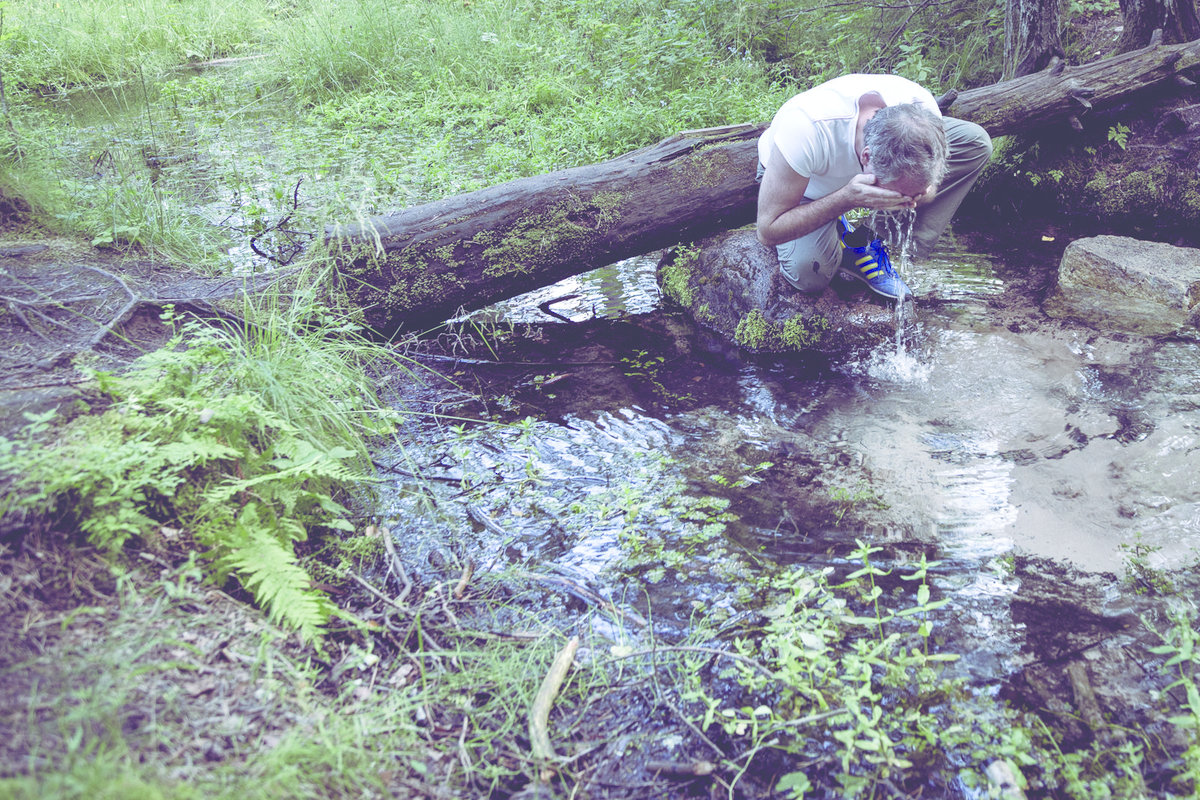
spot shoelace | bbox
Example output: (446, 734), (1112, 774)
(868, 240), (898, 277)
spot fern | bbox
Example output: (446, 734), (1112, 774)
(0, 295), (402, 645)
(217, 505), (337, 644)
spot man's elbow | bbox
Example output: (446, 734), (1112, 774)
(755, 219), (779, 247)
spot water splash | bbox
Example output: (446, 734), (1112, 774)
(861, 208), (926, 380)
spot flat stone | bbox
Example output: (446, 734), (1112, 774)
(655, 228), (898, 356)
(1045, 235), (1200, 336)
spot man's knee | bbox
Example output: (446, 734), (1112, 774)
(780, 256), (834, 293)
(946, 118), (993, 168)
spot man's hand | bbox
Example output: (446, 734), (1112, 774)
(845, 173), (920, 211)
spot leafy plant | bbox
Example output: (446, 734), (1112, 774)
(1120, 532), (1174, 595)
(0, 291), (403, 643)
(1108, 122), (1132, 150)
(678, 546), (965, 797)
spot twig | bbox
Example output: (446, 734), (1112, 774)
(529, 635), (580, 762)
(380, 527), (413, 604)
(645, 759), (717, 777)
(612, 644), (777, 683)
(78, 265), (138, 349)
(654, 689), (726, 758)
(371, 461), (463, 483)
(433, 582), (461, 628)
(466, 504), (509, 537)
(344, 569), (409, 613)
(453, 560), (475, 600)
(515, 570), (649, 630)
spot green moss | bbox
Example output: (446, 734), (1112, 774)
(734, 308), (827, 352)
(480, 192), (627, 279)
(734, 308), (771, 349)
(781, 313), (828, 349)
(659, 243), (700, 307)
(677, 148), (732, 189)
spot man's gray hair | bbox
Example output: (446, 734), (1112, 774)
(863, 103), (948, 189)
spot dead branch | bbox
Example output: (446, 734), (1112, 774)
(529, 635), (580, 762)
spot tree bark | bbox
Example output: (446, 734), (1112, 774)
(1004, 0), (1064, 78)
(1116, 0), (1200, 52)
(940, 35), (1200, 135)
(328, 37), (1200, 333)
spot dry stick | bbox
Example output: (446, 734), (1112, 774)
(381, 527), (413, 604)
(529, 635), (580, 762)
(78, 265), (138, 349)
(344, 569), (409, 613)
(453, 560), (475, 599)
(515, 570), (649, 630)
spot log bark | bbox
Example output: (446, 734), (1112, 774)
(941, 35), (1200, 136)
(328, 37), (1200, 333)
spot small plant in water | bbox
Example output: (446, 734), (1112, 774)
(1120, 532), (1173, 595)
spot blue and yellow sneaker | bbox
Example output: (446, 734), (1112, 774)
(837, 217), (911, 301)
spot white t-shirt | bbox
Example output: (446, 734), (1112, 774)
(758, 74), (941, 201)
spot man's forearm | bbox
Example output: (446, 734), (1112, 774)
(756, 187), (854, 247)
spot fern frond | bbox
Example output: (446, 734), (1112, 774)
(221, 506), (335, 644)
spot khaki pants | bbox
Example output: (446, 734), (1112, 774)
(759, 117), (992, 293)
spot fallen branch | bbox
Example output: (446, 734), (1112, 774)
(529, 635), (580, 762)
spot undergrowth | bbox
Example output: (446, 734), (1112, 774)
(0, 283), (403, 643)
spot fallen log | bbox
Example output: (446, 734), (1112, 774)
(327, 123), (764, 334)
(327, 35), (1200, 336)
(941, 35), (1200, 136)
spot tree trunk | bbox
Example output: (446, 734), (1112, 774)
(327, 125), (762, 335)
(329, 36), (1200, 333)
(1004, 0), (1064, 78)
(1116, 0), (1200, 52)
(941, 35), (1200, 134)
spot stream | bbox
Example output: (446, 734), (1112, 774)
(377, 223), (1200, 772)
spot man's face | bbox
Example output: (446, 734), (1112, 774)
(876, 173), (931, 200)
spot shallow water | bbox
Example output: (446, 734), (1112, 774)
(380, 229), (1200, 693)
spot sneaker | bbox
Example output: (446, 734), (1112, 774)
(838, 217), (911, 301)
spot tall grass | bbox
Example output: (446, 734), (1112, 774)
(1, 0), (269, 91)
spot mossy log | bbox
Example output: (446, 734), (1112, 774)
(328, 35), (1200, 334)
(327, 124), (763, 334)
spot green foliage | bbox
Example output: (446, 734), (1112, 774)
(0, 0), (266, 91)
(680, 547), (965, 796)
(0, 293), (402, 643)
(1151, 605), (1200, 791)
(1108, 122), (1132, 150)
(1121, 533), (1174, 595)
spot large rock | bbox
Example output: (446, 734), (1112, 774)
(656, 228), (899, 355)
(1045, 235), (1200, 335)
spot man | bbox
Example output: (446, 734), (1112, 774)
(756, 74), (992, 300)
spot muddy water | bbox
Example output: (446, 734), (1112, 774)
(380, 227), (1200, 694)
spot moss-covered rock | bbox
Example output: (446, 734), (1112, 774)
(656, 229), (895, 357)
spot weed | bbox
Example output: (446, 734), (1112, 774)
(1108, 122), (1132, 150)
(1120, 532), (1174, 595)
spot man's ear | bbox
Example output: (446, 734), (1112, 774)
(859, 146), (871, 172)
